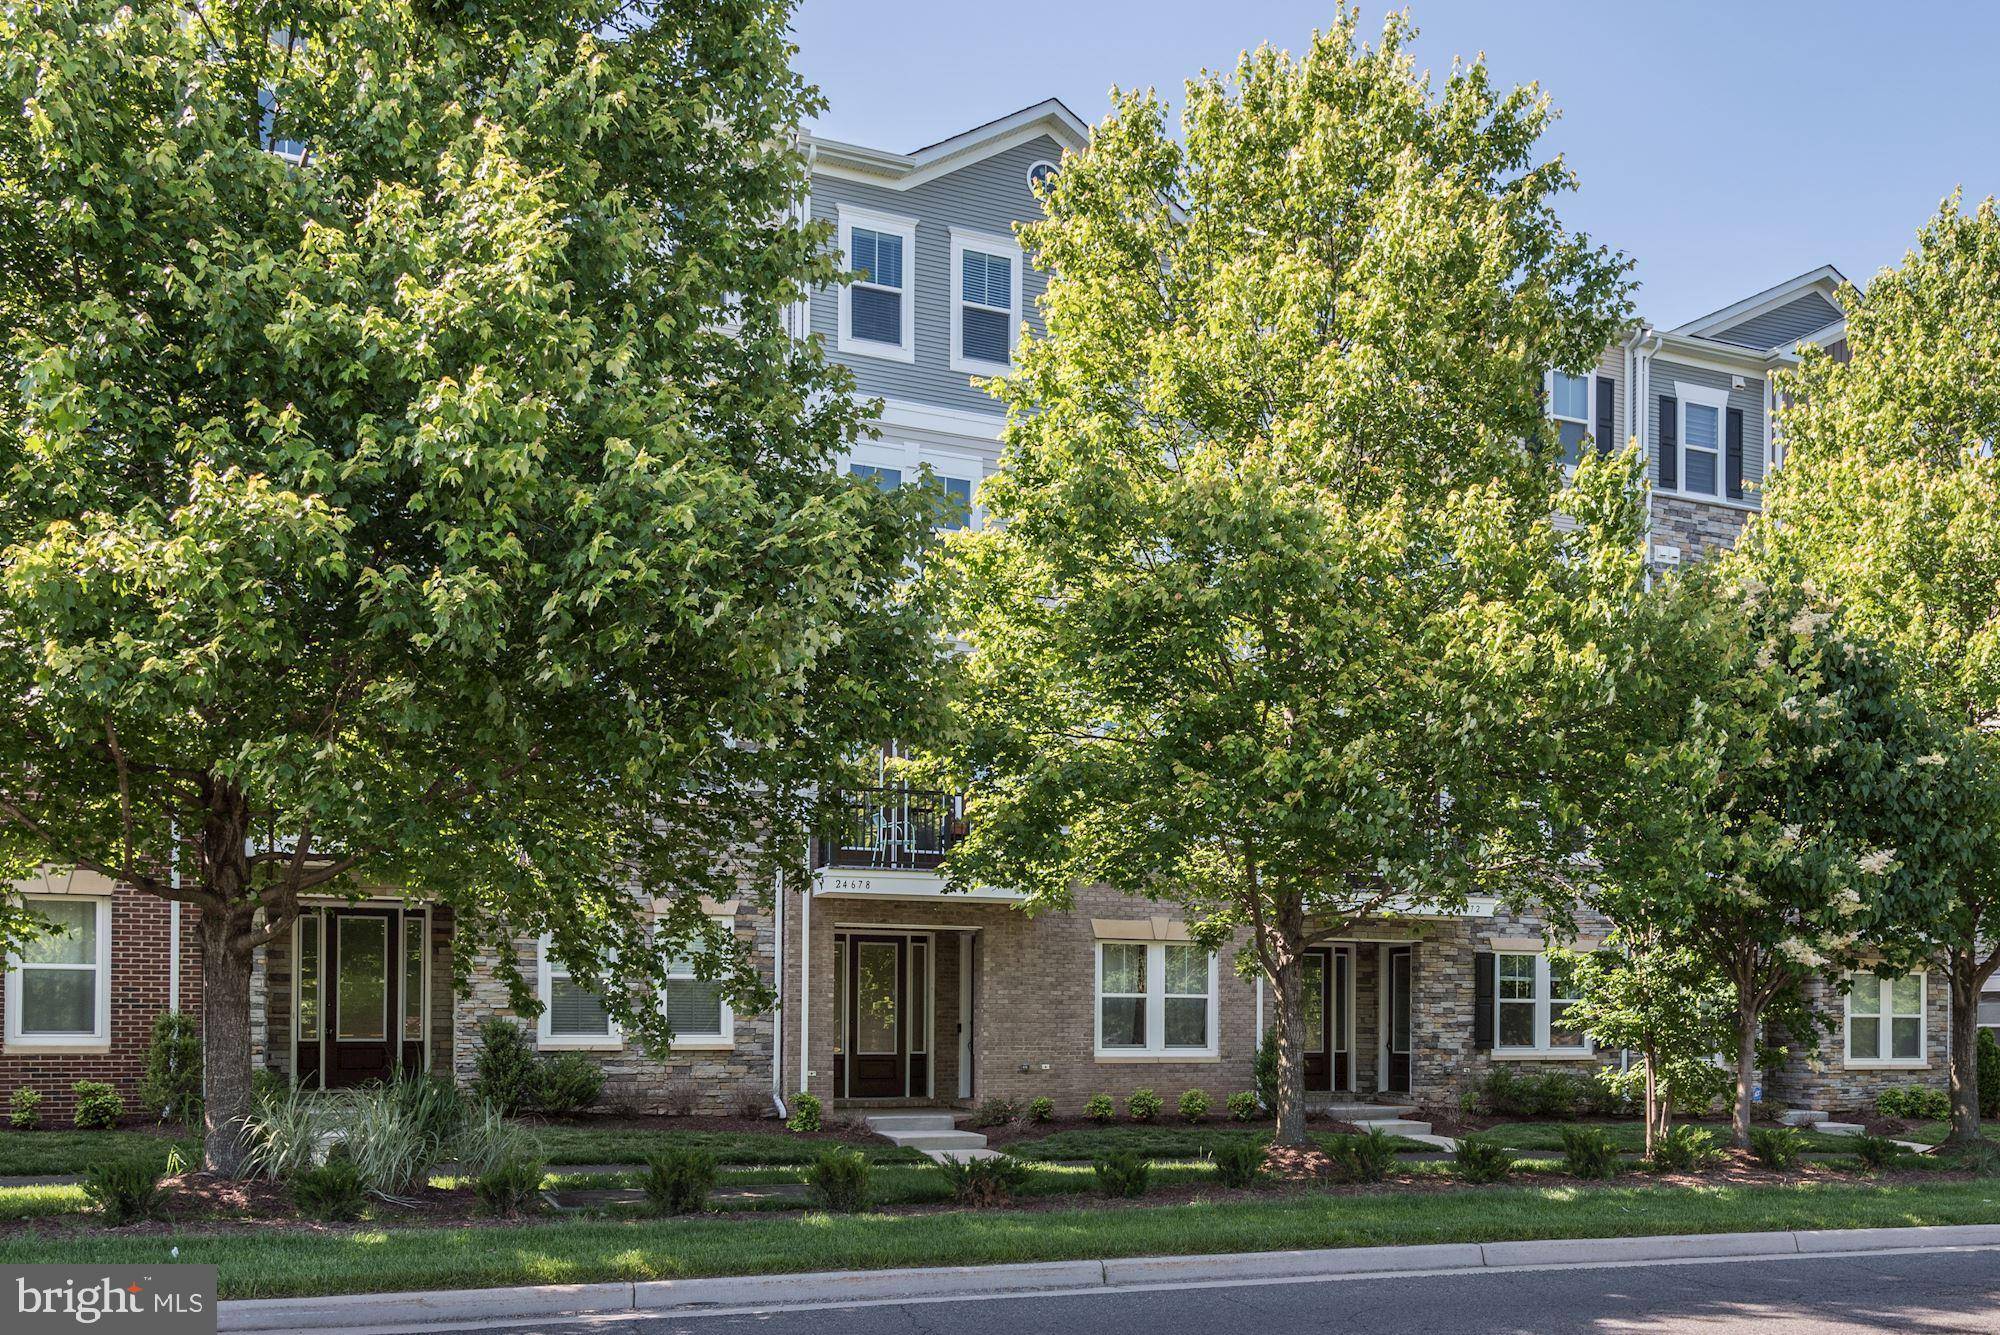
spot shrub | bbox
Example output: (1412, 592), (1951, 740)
(71, 1080), (125, 1130)
(1576, 1072), (1628, 1118)
(474, 1153), (545, 1216)
(1453, 1135), (1514, 1185)
(938, 1152), (1031, 1207)
(787, 1091), (824, 1133)
(471, 1019), (541, 1115)
(1980, 1029), (2000, 1119)
(1559, 1125), (1619, 1180)
(1484, 1069), (1596, 1121)
(1126, 1088), (1164, 1123)
(806, 1148), (870, 1213)
(640, 1148), (717, 1215)
(533, 1053), (606, 1116)
(290, 1151), (367, 1221)
(1938, 1140), (2000, 1176)
(1025, 1096), (1055, 1124)
(252, 1069), (291, 1106)
(1084, 1094), (1116, 1124)
(1750, 1127), (1804, 1172)
(1457, 1089), (1482, 1118)
(1325, 1128), (1398, 1184)
(137, 1012), (203, 1126)
(1876, 1085), (1950, 1123)
(81, 1160), (167, 1225)
(1851, 1134), (1899, 1172)
(246, 1082), (328, 1182)
(1211, 1137), (1265, 1188)
(9, 1086), (42, 1130)
(1092, 1151), (1151, 1198)
(454, 1102), (540, 1181)
(969, 1098), (1019, 1129)
(332, 1073), (468, 1196)
(1226, 1091), (1260, 1123)
(1647, 1125), (1717, 1172)
(1253, 1028), (1279, 1113)
(1177, 1088), (1212, 1123)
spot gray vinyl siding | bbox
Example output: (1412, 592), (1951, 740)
(809, 136), (1059, 417)
(1707, 292), (1842, 350)
(1647, 358), (1766, 497)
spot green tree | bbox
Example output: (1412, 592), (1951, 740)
(1582, 552), (1960, 1147)
(0, 0), (939, 1172)
(924, 14), (1636, 1146)
(1763, 193), (2000, 1146)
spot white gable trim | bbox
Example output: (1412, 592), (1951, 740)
(808, 100), (1089, 190)
(1673, 265), (1849, 340)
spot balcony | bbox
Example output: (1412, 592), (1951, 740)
(809, 786), (1021, 901)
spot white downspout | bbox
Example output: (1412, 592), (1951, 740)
(1254, 975), (1264, 1048)
(798, 858), (811, 1097)
(771, 864), (786, 1121)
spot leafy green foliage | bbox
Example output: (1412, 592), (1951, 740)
(1253, 1031), (1279, 1116)
(454, 1104), (541, 1183)
(137, 1012), (203, 1126)
(71, 1081), (124, 1130)
(8, 1086), (40, 1130)
(640, 1148), (717, 1216)
(1452, 1136), (1516, 1185)
(1210, 1138), (1265, 1188)
(969, 1099), (1018, 1129)
(289, 1152), (367, 1222)
(474, 1153), (545, 1217)
(81, 1160), (167, 1225)
(786, 1093), (823, 1134)
(1750, 1127), (1804, 1172)
(1091, 1152), (1151, 1199)
(806, 1148), (870, 1213)
(0, 0), (940, 1173)
(1979, 1030), (2000, 1119)
(1878, 1086), (1951, 1122)
(1084, 1095), (1116, 1124)
(937, 1152), (1030, 1207)
(1226, 1091), (1261, 1123)
(922, 12), (1638, 1149)
(1025, 1097), (1055, 1124)
(1554, 945), (1731, 1147)
(1125, 1089), (1164, 1124)
(1558, 1126), (1620, 1180)
(1851, 1134), (1900, 1172)
(533, 1054), (606, 1117)
(1646, 1126), (1718, 1173)
(472, 1021), (542, 1117)
(1325, 1129), (1399, 1184)
(1177, 1089), (1211, 1123)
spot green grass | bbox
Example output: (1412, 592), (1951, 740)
(1481, 1122), (1859, 1155)
(1007, 1126), (1432, 1161)
(0, 1130), (200, 1177)
(0, 1184), (89, 1220)
(1903, 1122), (2000, 1147)
(11, 1179), (2000, 1300)
(522, 1127), (922, 1166)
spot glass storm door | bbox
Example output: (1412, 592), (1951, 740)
(326, 910), (398, 1087)
(1386, 947), (1413, 1093)
(846, 936), (908, 1098)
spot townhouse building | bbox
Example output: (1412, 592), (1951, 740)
(0, 102), (1956, 1124)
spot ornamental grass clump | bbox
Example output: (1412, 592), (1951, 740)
(641, 1148), (717, 1216)
(1210, 1137), (1265, 1188)
(1559, 1125), (1620, 1180)
(1452, 1135), (1515, 1185)
(1325, 1128), (1397, 1184)
(938, 1152), (1031, 1207)
(1092, 1151), (1151, 1198)
(807, 1148), (870, 1213)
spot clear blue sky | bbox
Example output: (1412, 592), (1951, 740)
(792, 1), (2000, 328)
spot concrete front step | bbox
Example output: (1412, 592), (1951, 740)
(863, 1113), (961, 1135)
(1321, 1102), (1419, 1122)
(1352, 1118), (1432, 1138)
(880, 1130), (991, 1151)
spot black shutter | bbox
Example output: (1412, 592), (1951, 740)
(1595, 376), (1615, 455)
(1473, 951), (1495, 1051)
(1657, 396), (1678, 491)
(1726, 407), (1746, 499)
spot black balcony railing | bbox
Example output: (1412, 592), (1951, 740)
(815, 786), (964, 870)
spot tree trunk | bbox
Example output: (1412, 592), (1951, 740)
(199, 906), (258, 1175)
(1270, 946), (1309, 1148)
(1641, 1045), (1661, 1157)
(1732, 1004), (1759, 1150)
(1945, 949), (1983, 1147)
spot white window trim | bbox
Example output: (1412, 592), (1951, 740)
(1844, 971), (1927, 1069)
(536, 935), (623, 1051)
(845, 437), (989, 532)
(1093, 938), (1220, 1061)
(1546, 369), (1594, 430)
(836, 205), (917, 364)
(658, 915), (735, 1051)
(1672, 381), (1732, 499)
(1493, 952), (1593, 1059)
(949, 227), (1022, 376)
(4, 894), (112, 1051)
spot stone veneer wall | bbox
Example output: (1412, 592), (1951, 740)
(1651, 494), (1755, 566)
(1766, 970), (1953, 1116)
(453, 894), (777, 1118)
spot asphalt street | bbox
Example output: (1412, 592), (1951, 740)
(477, 1248), (2000, 1335)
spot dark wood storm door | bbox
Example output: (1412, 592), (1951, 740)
(845, 935), (910, 1098)
(325, 909), (399, 1088)
(1302, 947), (1351, 1093)
(1385, 946), (1413, 1093)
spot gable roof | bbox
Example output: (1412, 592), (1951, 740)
(1671, 264), (1851, 348)
(805, 98), (1090, 189)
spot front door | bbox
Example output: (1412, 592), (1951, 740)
(846, 935), (908, 1098)
(1301, 948), (1351, 1093)
(326, 909), (398, 1088)
(1385, 946), (1413, 1093)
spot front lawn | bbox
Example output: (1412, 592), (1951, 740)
(0, 1129), (201, 1177)
(1903, 1122), (2000, 1147)
(1006, 1126), (1433, 1161)
(10, 1179), (1998, 1300)
(522, 1127), (923, 1166)
(1478, 1121), (1860, 1155)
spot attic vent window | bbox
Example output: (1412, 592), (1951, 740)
(1027, 160), (1059, 193)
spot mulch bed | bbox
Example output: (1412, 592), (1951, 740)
(517, 1112), (881, 1142)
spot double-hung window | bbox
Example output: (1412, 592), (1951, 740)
(1674, 384), (1731, 497)
(1493, 952), (1589, 1056)
(1095, 940), (1217, 1058)
(838, 207), (917, 363)
(1547, 371), (1592, 466)
(660, 919), (734, 1049)
(5, 895), (111, 1049)
(950, 230), (1021, 374)
(537, 936), (620, 1049)
(1846, 972), (1925, 1065)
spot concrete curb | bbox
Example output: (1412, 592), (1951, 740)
(215, 1225), (2000, 1330)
